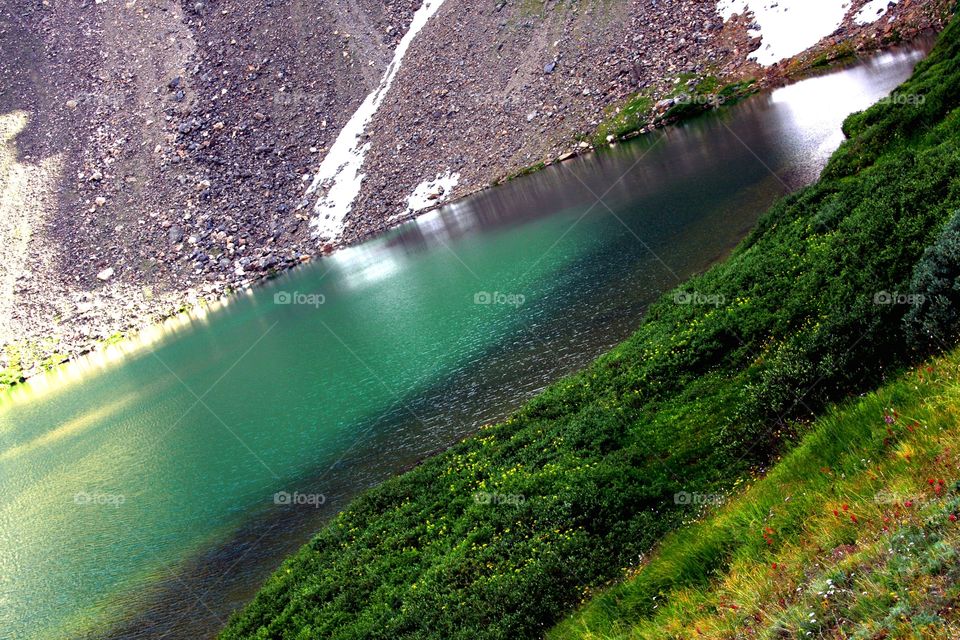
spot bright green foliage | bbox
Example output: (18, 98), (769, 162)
(550, 350), (960, 640)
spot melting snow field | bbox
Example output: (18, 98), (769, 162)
(405, 171), (460, 214)
(855, 0), (900, 25)
(306, 0), (447, 241)
(717, 0), (893, 66)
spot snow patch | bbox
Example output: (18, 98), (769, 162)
(306, 0), (447, 241)
(405, 171), (460, 213)
(717, 0), (853, 66)
(854, 0), (899, 25)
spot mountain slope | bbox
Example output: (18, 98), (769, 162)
(550, 347), (960, 640)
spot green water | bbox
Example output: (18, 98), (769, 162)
(0, 45), (928, 639)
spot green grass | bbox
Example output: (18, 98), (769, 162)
(102, 332), (127, 347)
(220, 12), (960, 640)
(808, 41), (859, 70)
(593, 78), (758, 146)
(594, 93), (655, 144)
(549, 351), (960, 639)
(0, 343), (24, 388)
(1, 340), (70, 390)
(503, 161), (548, 183)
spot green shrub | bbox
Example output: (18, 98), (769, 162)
(905, 210), (960, 347)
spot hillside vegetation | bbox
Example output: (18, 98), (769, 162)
(221, 10), (960, 640)
(550, 349), (960, 639)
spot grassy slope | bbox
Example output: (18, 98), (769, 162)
(221, 12), (960, 640)
(550, 351), (960, 640)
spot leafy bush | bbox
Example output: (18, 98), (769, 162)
(905, 210), (960, 347)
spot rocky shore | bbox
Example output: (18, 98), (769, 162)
(0, 0), (951, 386)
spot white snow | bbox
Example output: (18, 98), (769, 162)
(855, 0), (899, 25)
(306, 0), (447, 241)
(405, 170), (460, 213)
(717, 0), (853, 66)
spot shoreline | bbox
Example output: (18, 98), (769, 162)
(0, 23), (946, 395)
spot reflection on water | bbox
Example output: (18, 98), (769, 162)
(0, 41), (930, 640)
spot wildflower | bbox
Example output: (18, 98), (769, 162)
(905, 500), (914, 508)
(950, 514), (957, 523)
(842, 504), (850, 511)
